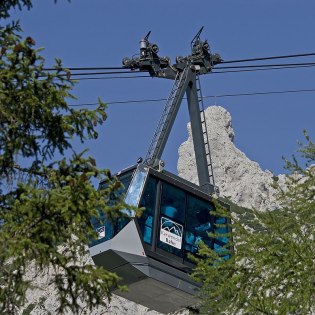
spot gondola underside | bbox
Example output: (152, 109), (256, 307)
(90, 220), (199, 314)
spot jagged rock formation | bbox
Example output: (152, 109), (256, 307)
(20, 105), (285, 315)
(178, 105), (286, 211)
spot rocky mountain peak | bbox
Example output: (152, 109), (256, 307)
(178, 105), (286, 211)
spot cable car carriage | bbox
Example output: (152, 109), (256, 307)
(89, 29), (230, 314)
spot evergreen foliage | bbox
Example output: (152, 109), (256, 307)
(1, 0), (33, 18)
(192, 134), (315, 315)
(0, 2), (133, 314)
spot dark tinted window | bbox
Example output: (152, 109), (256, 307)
(213, 216), (230, 259)
(184, 195), (214, 260)
(117, 169), (135, 193)
(90, 215), (130, 247)
(214, 216), (229, 245)
(90, 169), (135, 247)
(138, 176), (157, 245)
(157, 182), (186, 257)
(98, 169), (134, 192)
(160, 182), (185, 223)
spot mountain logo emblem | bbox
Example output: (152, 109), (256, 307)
(160, 217), (183, 249)
(96, 226), (105, 239)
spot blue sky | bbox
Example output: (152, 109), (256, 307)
(10, 0), (315, 176)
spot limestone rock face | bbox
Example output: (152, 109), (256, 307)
(178, 105), (285, 211)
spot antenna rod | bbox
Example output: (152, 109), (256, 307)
(144, 31), (151, 41)
(191, 26), (204, 48)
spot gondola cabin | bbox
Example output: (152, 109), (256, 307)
(89, 164), (230, 314)
(90, 29), (230, 313)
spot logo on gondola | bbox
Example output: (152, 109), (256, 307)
(160, 217), (183, 249)
(96, 226), (105, 239)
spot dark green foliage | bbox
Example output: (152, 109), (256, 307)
(0, 0), (71, 19)
(192, 135), (315, 315)
(0, 3), (133, 314)
(222, 198), (263, 231)
(0, 0), (32, 18)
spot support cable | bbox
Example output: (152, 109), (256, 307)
(220, 52), (315, 64)
(69, 62), (315, 80)
(215, 62), (315, 70)
(74, 75), (150, 81)
(68, 88), (315, 107)
(40, 53), (315, 72)
(43, 66), (126, 71)
(213, 63), (315, 74)
(68, 70), (144, 76)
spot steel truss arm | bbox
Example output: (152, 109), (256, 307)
(145, 66), (214, 194)
(186, 74), (215, 194)
(144, 67), (190, 167)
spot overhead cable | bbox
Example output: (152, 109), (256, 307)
(71, 63), (315, 80)
(39, 70), (145, 79)
(68, 88), (315, 107)
(41, 53), (315, 72)
(220, 52), (315, 64)
(66, 70), (143, 77)
(43, 66), (126, 71)
(213, 63), (315, 74)
(215, 62), (315, 70)
(74, 75), (151, 81)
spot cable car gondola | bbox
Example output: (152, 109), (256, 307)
(90, 164), (229, 313)
(89, 28), (230, 314)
